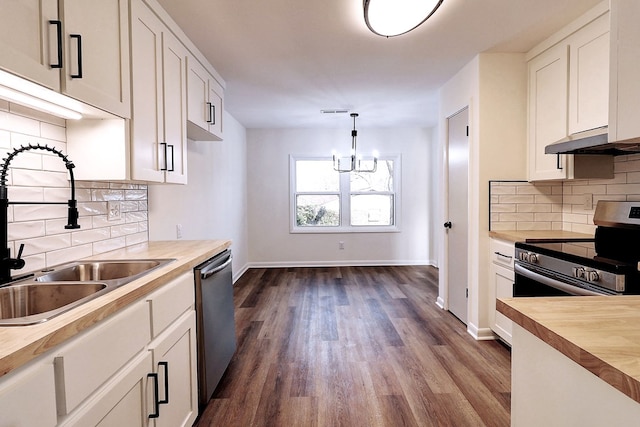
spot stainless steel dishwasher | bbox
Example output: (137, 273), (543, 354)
(194, 249), (236, 407)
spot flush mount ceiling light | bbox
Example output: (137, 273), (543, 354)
(364, 0), (444, 37)
(332, 113), (378, 173)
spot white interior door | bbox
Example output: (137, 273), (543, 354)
(446, 108), (469, 324)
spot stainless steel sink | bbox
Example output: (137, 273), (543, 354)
(0, 282), (108, 325)
(36, 260), (170, 283)
(0, 258), (174, 326)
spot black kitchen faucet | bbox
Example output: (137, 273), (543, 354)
(0, 144), (80, 284)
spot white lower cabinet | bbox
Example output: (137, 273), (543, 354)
(57, 351), (153, 426)
(0, 271), (198, 426)
(0, 357), (58, 427)
(489, 238), (515, 345)
(148, 311), (198, 427)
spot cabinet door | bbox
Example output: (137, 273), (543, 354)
(131, 0), (165, 182)
(162, 31), (188, 184)
(528, 42), (569, 181)
(59, 0), (131, 118)
(492, 263), (514, 344)
(609, 0), (640, 143)
(0, 358), (57, 427)
(187, 57), (224, 141)
(186, 57), (209, 134)
(0, 0), (60, 90)
(568, 13), (609, 135)
(149, 311), (198, 427)
(58, 352), (154, 427)
(207, 79), (224, 139)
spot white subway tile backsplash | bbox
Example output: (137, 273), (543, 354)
(15, 204), (66, 221)
(46, 244), (93, 267)
(71, 227), (111, 245)
(93, 237), (127, 254)
(22, 234), (71, 256)
(8, 221), (46, 240)
(491, 156), (640, 232)
(12, 168), (68, 187)
(40, 122), (66, 141)
(1, 105), (148, 274)
(125, 232), (148, 246)
(7, 186), (43, 202)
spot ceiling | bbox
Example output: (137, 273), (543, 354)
(155, 0), (603, 129)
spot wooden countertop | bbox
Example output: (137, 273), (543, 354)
(489, 230), (593, 243)
(497, 296), (640, 403)
(0, 239), (231, 378)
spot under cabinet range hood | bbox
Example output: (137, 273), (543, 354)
(545, 127), (640, 156)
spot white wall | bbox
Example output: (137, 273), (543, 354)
(246, 127), (434, 266)
(148, 112), (249, 280)
(438, 53), (527, 339)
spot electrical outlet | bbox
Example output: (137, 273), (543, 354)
(583, 193), (593, 210)
(107, 201), (121, 221)
(339, 241), (344, 250)
(176, 224), (183, 239)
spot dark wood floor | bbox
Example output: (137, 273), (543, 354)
(195, 266), (511, 427)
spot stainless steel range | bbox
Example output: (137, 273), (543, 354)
(514, 201), (640, 296)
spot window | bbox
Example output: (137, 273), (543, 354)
(290, 156), (400, 232)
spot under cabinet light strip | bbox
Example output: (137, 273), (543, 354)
(0, 69), (83, 120)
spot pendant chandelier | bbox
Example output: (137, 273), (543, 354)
(332, 113), (378, 173)
(364, 0), (444, 38)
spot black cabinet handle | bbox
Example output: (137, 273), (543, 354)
(148, 373), (160, 419)
(160, 142), (168, 171)
(556, 153), (563, 170)
(168, 145), (175, 172)
(444, 221), (452, 229)
(70, 34), (83, 78)
(158, 361), (169, 405)
(494, 251), (513, 260)
(206, 102), (214, 124)
(49, 20), (62, 69)
(210, 103), (216, 125)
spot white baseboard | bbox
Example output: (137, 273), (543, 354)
(467, 322), (498, 341)
(436, 296), (445, 309)
(246, 259), (432, 269)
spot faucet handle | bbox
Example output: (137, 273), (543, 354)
(11, 243), (25, 270)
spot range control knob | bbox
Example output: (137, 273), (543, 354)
(528, 253), (538, 264)
(586, 270), (600, 282)
(573, 267), (586, 279)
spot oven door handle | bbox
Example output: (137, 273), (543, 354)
(514, 264), (605, 296)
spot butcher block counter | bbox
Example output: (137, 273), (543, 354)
(0, 239), (230, 378)
(498, 296), (640, 426)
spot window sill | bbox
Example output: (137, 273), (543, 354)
(290, 226), (400, 234)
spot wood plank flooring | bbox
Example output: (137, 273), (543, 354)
(195, 266), (511, 426)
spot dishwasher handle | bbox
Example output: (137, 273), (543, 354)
(200, 253), (232, 279)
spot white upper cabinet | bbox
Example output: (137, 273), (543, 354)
(528, 43), (569, 181)
(568, 12), (609, 135)
(130, 0), (188, 184)
(609, 0), (640, 143)
(527, 2), (612, 181)
(187, 56), (224, 141)
(0, 0), (131, 118)
(59, 0), (131, 118)
(0, 0), (60, 91)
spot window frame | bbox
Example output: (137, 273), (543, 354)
(290, 155), (401, 233)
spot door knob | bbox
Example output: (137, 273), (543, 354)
(444, 221), (452, 229)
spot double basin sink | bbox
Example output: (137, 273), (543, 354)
(0, 259), (174, 326)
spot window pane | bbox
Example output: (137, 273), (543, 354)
(296, 195), (340, 226)
(296, 160), (339, 192)
(350, 194), (393, 226)
(350, 160), (393, 192)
